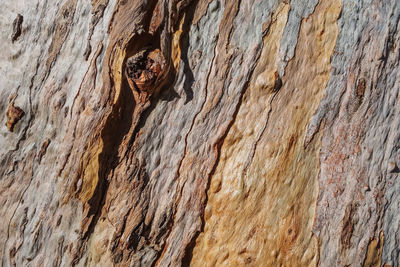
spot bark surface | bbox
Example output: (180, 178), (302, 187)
(0, 0), (399, 266)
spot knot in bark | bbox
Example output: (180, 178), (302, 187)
(125, 49), (166, 96)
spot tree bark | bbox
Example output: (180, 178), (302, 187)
(0, 0), (399, 266)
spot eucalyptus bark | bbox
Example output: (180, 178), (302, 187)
(0, 0), (399, 266)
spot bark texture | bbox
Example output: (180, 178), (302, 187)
(0, 0), (399, 266)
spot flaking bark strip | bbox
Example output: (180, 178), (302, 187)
(341, 204), (355, 249)
(84, 0), (109, 60)
(38, 139), (51, 164)
(6, 104), (24, 132)
(11, 14), (23, 43)
(45, 0), (78, 73)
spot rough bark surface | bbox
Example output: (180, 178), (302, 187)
(0, 0), (399, 266)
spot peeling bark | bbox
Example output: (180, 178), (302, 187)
(0, 0), (399, 266)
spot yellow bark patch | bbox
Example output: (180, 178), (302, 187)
(364, 232), (384, 267)
(78, 139), (103, 203)
(191, 0), (342, 265)
(171, 15), (185, 72)
(111, 45), (126, 105)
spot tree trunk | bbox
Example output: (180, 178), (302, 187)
(0, 0), (399, 266)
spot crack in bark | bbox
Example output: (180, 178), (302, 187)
(243, 91), (278, 175)
(157, 9), (220, 263)
(68, 42), (104, 127)
(84, 0), (109, 60)
(2, 151), (36, 267)
(45, 0), (78, 77)
(181, 28), (276, 267)
(181, 55), (259, 266)
(59, 42), (103, 179)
